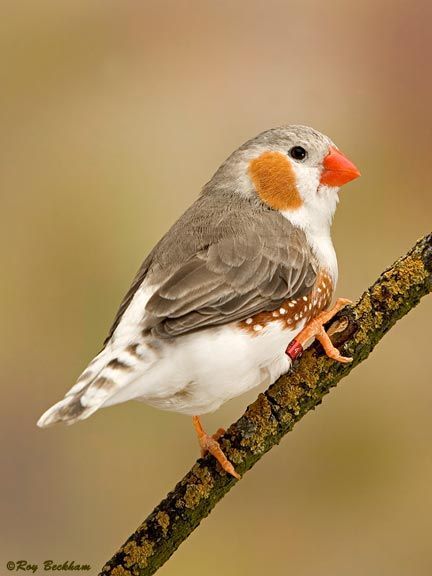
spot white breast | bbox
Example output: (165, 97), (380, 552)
(281, 183), (339, 287)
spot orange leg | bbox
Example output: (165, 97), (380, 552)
(192, 416), (240, 480)
(286, 298), (353, 363)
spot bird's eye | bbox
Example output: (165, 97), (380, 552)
(289, 146), (307, 161)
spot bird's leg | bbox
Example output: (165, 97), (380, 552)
(286, 298), (353, 363)
(192, 416), (240, 480)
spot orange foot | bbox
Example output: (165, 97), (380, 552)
(286, 298), (353, 363)
(192, 416), (240, 480)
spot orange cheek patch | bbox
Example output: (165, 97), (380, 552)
(249, 151), (302, 211)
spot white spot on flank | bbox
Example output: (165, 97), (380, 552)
(288, 303), (294, 308)
(280, 307), (287, 315)
(294, 314), (299, 320)
(302, 296), (308, 301)
(308, 303), (312, 310)
(272, 311), (279, 317)
(246, 318), (253, 325)
(253, 324), (263, 332)
(317, 287), (322, 293)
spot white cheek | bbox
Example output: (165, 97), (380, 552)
(287, 162), (339, 221)
(318, 183), (340, 196)
(293, 164), (321, 202)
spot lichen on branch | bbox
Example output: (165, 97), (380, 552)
(100, 233), (432, 576)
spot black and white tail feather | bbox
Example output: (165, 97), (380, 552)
(36, 335), (153, 427)
(37, 277), (157, 427)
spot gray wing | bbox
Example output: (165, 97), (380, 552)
(144, 214), (317, 338)
(105, 191), (318, 342)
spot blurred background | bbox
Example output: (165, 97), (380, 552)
(1, 1), (431, 575)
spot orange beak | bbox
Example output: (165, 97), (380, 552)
(320, 146), (361, 187)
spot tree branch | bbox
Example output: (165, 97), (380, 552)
(100, 233), (432, 576)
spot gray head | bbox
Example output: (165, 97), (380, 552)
(203, 124), (360, 230)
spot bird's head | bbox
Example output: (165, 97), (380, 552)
(207, 124), (360, 232)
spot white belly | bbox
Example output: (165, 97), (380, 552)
(102, 319), (305, 415)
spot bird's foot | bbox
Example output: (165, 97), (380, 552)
(192, 417), (240, 480)
(210, 427), (226, 444)
(286, 298), (353, 363)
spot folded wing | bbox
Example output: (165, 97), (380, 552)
(144, 212), (317, 337)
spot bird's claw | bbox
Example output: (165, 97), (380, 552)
(287, 297), (353, 364)
(192, 417), (240, 480)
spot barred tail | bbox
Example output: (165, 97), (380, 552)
(37, 340), (154, 427)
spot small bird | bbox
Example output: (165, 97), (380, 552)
(38, 125), (360, 479)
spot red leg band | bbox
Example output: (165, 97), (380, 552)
(286, 339), (303, 360)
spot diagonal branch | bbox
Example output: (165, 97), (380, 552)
(100, 233), (432, 576)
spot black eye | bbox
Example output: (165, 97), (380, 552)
(289, 146), (307, 161)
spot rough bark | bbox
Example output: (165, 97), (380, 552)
(100, 233), (432, 576)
